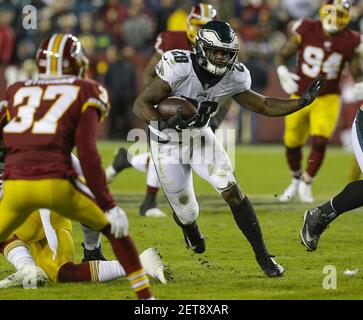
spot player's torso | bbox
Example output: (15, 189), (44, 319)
(295, 20), (360, 96)
(155, 31), (193, 54)
(3, 77), (95, 179)
(168, 51), (249, 105)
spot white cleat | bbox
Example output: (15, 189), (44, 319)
(145, 208), (167, 218)
(278, 178), (300, 202)
(140, 248), (167, 285)
(298, 181), (314, 203)
(0, 265), (47, 289)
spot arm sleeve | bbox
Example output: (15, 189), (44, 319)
(75, 107), (115, 211)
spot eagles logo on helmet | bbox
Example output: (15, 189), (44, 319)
(186, 3), (217, 44)
(36, 33), (89, 78)
(195, 20), (240, 76)
(319, 0), (351, 33)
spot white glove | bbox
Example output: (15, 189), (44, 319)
(352, 82), (363, 101)
(277, 65), (300, 95)
(105, 206), (129, 238)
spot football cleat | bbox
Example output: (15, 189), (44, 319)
(0, 265), (48, 289)
(139, 194), (159, 217)
(105, 147), (132, 183)
(81, 243), (107, 262)
(182, 223), (206, 254)
(298, 181), (314, 203)
(278, 178), (300, 202)
(139, 248), (167, 285)
(144, 208), (167, 218)
(255, 255), (284, 278)
(112, 147), (132, 172)
(300, 208), (329, 251)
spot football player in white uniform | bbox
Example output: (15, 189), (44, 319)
(133, 21), (324, 277)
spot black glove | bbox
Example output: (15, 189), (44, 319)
(298, 75), (325, 107)
(157, 107), (200, 132)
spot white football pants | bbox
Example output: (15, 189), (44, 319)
(352, 109), (363, 173)
(149, 126), (236, 225)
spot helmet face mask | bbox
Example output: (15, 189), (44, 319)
(320, 0), (351, 34)
(186, 3), (217, 45)
(196, 21), (239, 76)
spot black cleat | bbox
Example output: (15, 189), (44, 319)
(256, 254), (284, 277)
(300, 208), (329, 251)
(111, 147), (132, 173)
(81, 243), (107, 262)
(182, 223), (206, 254)
(139, 194), (157, 216)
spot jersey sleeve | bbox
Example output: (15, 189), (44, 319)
(155, 50), (191, 91)
(154, 31), (174, 55)
(75, 107), (115, 211)
(81, 81), (111, 122)
(290, 19), (305, 44)
(228, 62), (252, 95)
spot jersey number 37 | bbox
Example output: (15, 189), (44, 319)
(4, 85), (79, 134)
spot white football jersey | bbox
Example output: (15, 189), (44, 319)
(155, 49), (251, 105)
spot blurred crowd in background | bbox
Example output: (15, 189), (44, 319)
(1, 0), (363, 142)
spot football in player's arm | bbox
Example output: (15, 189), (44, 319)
(105, 3), (219, 218)
(0, 34), (153, 299)
(133, 20), (323, 278)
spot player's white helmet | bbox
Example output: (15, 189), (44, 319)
(195, 20), (239, 76)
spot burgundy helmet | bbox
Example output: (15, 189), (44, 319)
(36, 33), (89, 77)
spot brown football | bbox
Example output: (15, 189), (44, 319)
(156, 96), (198, 120)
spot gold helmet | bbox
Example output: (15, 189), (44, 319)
(319, 0), (351, 33)
(186, 3), (217, 45)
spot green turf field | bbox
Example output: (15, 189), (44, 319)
(1, 141), (363, 300)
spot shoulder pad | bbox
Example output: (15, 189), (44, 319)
(78, 79), (110, 121)
(161, 50), (192, 76)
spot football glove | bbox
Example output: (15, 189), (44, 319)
(157, 107), (199, 132)
(352, 81), (363, 101)
(105, 206), (129, 238)
(297, 75), (325, 107)
(277, 65), (300, 95)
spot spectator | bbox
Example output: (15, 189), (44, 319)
(104, 45), (137, 139)
(122, 0), (156, 51)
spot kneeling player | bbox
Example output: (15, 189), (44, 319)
(0, 155), (167, 288)
(0, 210), (167, 288)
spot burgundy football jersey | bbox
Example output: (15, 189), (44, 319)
(293, 19), (361, 96)
(0, 77), (109, 180)
(155, 31), (193, 54)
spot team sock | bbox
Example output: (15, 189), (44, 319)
(101, 226), (151, 300)
(319, 180), (363, 223)
(130, 153), (149, 173)
(286, 146), (302, 174)
(1, 238), (36, 270)
(58, 260), (126, 282)
(147, 185), (158, 197)
(230, 197), (269, 258)
(306, 136), (328, 178)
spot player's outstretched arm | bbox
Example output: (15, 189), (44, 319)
(133, 76), (172, 124)
(233, 76), (325, 117)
